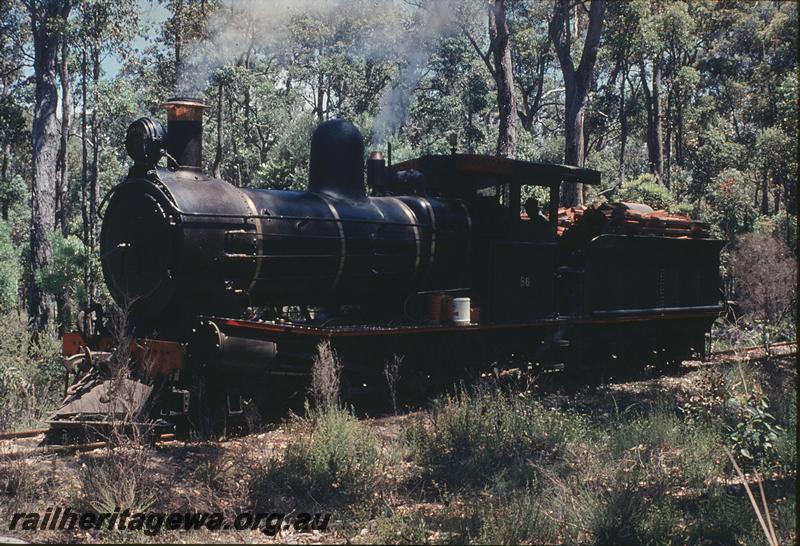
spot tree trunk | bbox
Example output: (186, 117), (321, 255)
(489, 0), (517, 158)
(80, 46), (93, 324)
(28, 0), (72, 333)
(754, 173), (760, 208)
(664, 89), (672, 190)
(676, 99), (684, 167)
(562, 85), (587, 206)
(549, 0), (606, 207)
(618, 68), (627, 187)
(81, 42), (101, 315)
(228, 91), (241, 187)
(316, 70), (325, 122)
(641, 60), (663, 183)
(173, 0), (183, 87)
(212, 79), (224, 179)
(56, 29), (71, 237)
(244, 82), (252, 143)
(80, 48), (89, 247)
(54, 32), (71, 334)
(1, 143), (9, 221)
(90, 45), (99, 255)
(651, 61), (663, 182)
(785, 175), (796, 217)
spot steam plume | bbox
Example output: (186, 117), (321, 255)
(176, 0), (462, 145)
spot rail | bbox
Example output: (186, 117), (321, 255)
(0, 340), (794, 459)
(0, 433), (177, 460)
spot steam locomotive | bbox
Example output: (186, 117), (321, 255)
(52, 98), (724, 435)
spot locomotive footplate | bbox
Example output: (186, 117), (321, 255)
(191, 306), (724, 378)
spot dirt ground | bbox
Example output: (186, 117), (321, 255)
(0, 351), (795, 544)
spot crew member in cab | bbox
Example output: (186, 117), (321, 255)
(516, 197), (553, 241)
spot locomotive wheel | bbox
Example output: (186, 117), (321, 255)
(184, 369), (230, 440)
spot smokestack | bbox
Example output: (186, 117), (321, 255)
(367, 151), (386, 195)
(163, 97), (208, 170)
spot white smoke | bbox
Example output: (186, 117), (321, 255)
(371, 1), (462, 146)
(176, 0), (464, 145)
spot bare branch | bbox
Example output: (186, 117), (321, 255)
(463, 26), (495, 79)
(549, 0), (576, 79)
(576, 0), (606, 85)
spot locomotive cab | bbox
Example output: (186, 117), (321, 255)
(387, 154), (601, 323)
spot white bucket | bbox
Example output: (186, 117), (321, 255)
(452, 297), (471, 325)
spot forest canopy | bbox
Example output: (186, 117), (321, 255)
(0, 0), (797, 334)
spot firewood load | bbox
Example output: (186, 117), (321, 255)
(556, 202), (711, 239)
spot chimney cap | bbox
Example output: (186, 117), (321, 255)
(163, 97), (209, 108)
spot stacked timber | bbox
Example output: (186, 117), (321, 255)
(556, 202), (711, 239)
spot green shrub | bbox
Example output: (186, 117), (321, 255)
(635, 498), (687, 546)
(590, 480), (652, 545)
(772, 387), (796, 470)
(754, 211), (797, 254)
(254, 112), (315, 191)
(772, 493), (797, 546)
(403, 385), (592, 489)
(373, 512), (431, 545)
(719, 363), (790, 469)
(0, 313), (63, 432)
(473, 471), (655, 544)
(260, 406), (381, 503)
(686, 484), (762, 545)
(191, 449), (252, 511)
(606, 404), (726, 488)
(0, 222), (20, 313)
(79, 447), (160, 515)
(670, 201), (694, 216)
(699, 168), (760, 241)
(474, 486), (550, 545)
(727, 392), (784, 467)
(0, 455), (39, 517)
(619, 173), (675, 210)
(371, 502), (477, 545)
(37, 234), (90, 329)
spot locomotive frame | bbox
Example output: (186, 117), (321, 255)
(51, 98), (724, 436)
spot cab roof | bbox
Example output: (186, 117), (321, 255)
(390, 154), (601, 188)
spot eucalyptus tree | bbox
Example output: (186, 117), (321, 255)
(71, 0), (139, 324)
(403, 32), (494, 156)
(159, 0), (220, 88)
(460, 0), (519, 158)
(508, 0), (558, 139)
(0, 0), (30, 223)
(594, 0), (643, 187)
(549, 0), (606, 206)
(682, 1), (797, 213)
(25, 0), (72, 332)
(206, 0), (399, 188)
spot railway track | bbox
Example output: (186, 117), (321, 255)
(0, 432), (178, 460)
(0, 341), (794, 459)
(702, 340), (796, 364)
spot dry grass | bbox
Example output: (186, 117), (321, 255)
(384, 355), (403, 416)
(310, 340), (343, 411)
(0, 346), (794, 544)
(77, 445), (161, 515)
